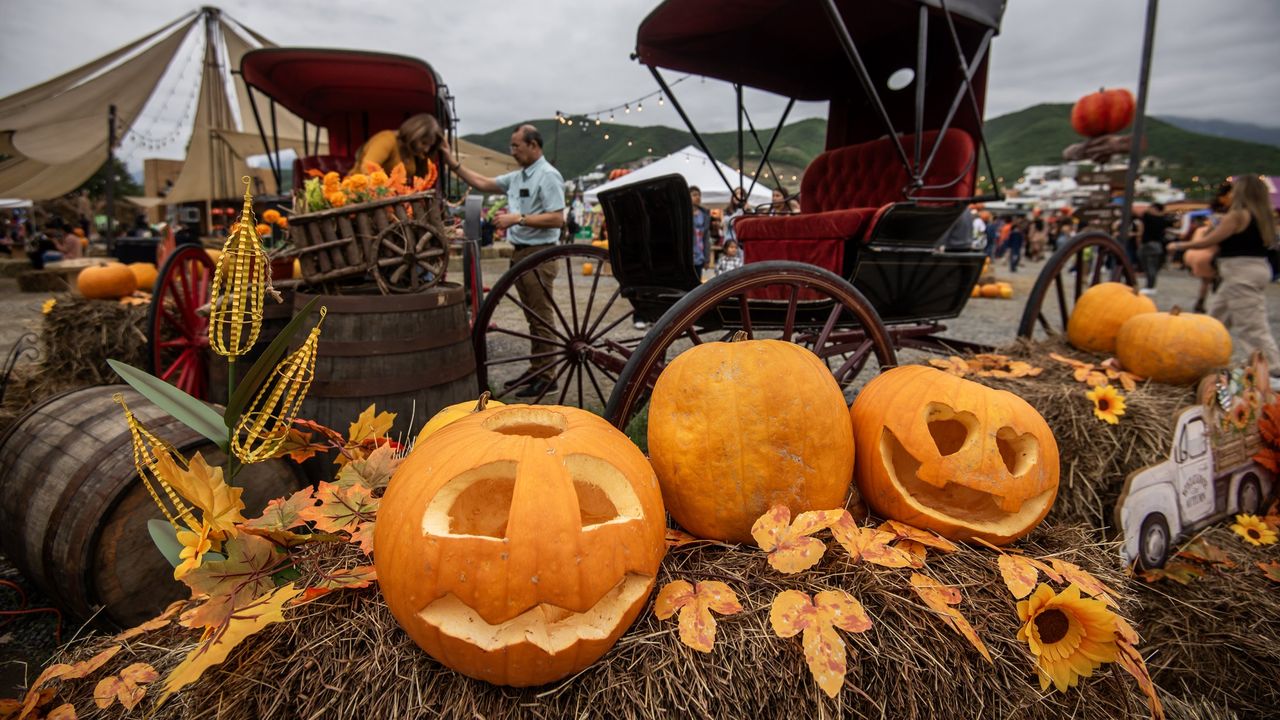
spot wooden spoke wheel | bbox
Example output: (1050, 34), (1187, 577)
(371, 218), (448, 293)
(1017, 230), (1137, 341)
(147, 244), (215, 400)
(603, 261), (897, 431)
(473, 244), (640, 411)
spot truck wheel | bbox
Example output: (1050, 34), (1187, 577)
(1237, 477), (1262, 514)
(1137, 513), (1171, 570)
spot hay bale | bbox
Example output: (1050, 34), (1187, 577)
(1135, 525), (1280, 718)
(957, 338), (1195, 531)
(49, 524), (1150, 719)
(16, 270), (72, 293)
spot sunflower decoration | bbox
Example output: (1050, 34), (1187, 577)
(40, 298), (56, 315)
(1231, 514), (1278, 546)
(1086, 384), (1126, 425)
(1228, 400), (1251, 431)
(1243, 363), (1260, 390)
(1016, 583), (1120, 692)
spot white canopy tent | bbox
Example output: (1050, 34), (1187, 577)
(584, 146), (775, 207)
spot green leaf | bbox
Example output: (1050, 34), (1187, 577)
(225, 296), (321, 429)
(109, 360), (227, 449)
(148, 519), (183, 568)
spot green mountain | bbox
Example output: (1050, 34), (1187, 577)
(465, 107), (1280, 200)
(463, 117), (827, 190)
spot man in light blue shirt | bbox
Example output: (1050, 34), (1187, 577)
(446, 124), (566, 397)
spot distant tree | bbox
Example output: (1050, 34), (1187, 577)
(76, 157), (142, 200)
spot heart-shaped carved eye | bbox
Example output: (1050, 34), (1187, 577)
(925, 403), (979, 457)
(995, 426), (1038, 477)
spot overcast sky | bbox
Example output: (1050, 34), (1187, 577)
(2, 0), (1278, 165)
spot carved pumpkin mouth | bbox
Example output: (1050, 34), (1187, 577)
(879, 407), (1054, 535)
(418, 573), (652, 654)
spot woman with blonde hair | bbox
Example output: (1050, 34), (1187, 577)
(1171, 174), (1280, 372)
(351, 113), (444, 177)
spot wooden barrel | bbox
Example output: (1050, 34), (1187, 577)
(294, 284), (476, 445)
(208, 287), (296, 404)
(0, 385), (304, 628)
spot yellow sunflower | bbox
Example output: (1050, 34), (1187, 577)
(1231, 514), (1278, 546)
(1016, 583), (1119, 693)
(1086, 385), (1126, 425)
(41, 298), (57, 315)
(1228, 400), (1250, 430)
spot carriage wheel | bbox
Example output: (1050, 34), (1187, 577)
(371, 219), (448, 293)
(1016, 230), (1137, 341)
(473, 244), (637, 411)
(147, 244), (215, 400)
(603, 261), (897, 431)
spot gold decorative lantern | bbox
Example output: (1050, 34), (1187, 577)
(232, 308), (327, 463)
(115, 393), (195, 529)
(209, 176), (268, 360)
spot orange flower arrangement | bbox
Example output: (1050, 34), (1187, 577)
(302, 161), (438, 212)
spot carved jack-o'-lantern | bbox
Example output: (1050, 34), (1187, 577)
(849, 366), (1059, 545)
(375, 405), (667, 687)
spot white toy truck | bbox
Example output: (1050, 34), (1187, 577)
(1118, 404), (1274, 569)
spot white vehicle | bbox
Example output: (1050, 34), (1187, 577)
(1117, 405), (1273, 569)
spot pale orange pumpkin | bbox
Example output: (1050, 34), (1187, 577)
(127, 262), (158, 291)
(980, 284), (1001, 298)
(376, 405), (666, 687)
(849, 366), (1059, 545)
(76, 263), (138, 300)
(647, 335), (854, 544)
(413, 392), (505, 446)
(1116, 306), (1232, 385)
(1066, 282), (1156, 354)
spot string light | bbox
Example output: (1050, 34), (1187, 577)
(658, 94), (665, 106)
(625, 104), (630, 114)
(637, 102), (643, 112)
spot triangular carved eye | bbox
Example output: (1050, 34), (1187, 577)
(996, 426), (1038, 476)
(925, 403), (978, 457)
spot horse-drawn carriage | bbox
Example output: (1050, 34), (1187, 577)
(473, 0), (1138, 431)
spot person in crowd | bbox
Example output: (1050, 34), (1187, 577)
(1180, 215), (1216, 313)
(352, 113), (445, 178)
(1005, 219), (1025, 272)
(985, 215), (1003, 258)
(444, 123), (566, 397)
(1169, 174), (1280, 373)
(940, 205), (977, 252)
(722, 187), (750, 246)
(971, 210), (987, 250)
(690, 186), (712, 276)
(1026, 213), (1047, 261)
(769, 186), (800, 214)
(715, 238), (744, 275)
(1137, 202), (1172, 293)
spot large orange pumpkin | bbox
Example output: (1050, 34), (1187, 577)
(1116, 307), (1232, 385)
(76, 262), (138, 300)
(127, 262), (158, 291)
(1071, 88), (1135, 138)
(376, 405), (666, 687)
(1066, 282), (1156, 354)
(647, 336), (854, 544)
(850, 366), (1059, 545)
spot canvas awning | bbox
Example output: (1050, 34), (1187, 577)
(584, 145), (774, 207)
(455, 138), (520, 177)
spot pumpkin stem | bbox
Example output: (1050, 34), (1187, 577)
(730, 331), (749, 342)
(1170, 306), (1182, 316)
(473, 391), (491, 412)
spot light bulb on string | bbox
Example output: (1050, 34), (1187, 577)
(637, 102), (643, 112)
(625, 104), (630, 114)
(604, 133), (610, 140)
(627, 140), (633, 146)
(595, 117), (601, 126)
(658, 94), (664, 106)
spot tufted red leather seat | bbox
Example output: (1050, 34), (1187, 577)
(292, 155), (356, 191)
(734, 129), (975, 275)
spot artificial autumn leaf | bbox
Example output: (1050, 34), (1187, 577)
(1048, 559), (1116, 606)
(1140, 561), (1204, 585)
(830, 514), (915, 568)
(1114, 615), (1140, 646)
(93, 663), (158, 711)
(664, 528), (702, 547)
(928, 356), (969, 377)
(347, 405), (396, 445)
(654, 580), (742, 652)
(46, 704), (77, 720)
(898, 539), (927, 567)
(1101, 358), (1143, 392)
(998, 554), (1041, 599)
(62, 645), (122, 680)
(293, 418), (347, 448)
(334, 443), (401, 491)
(243, 487), (316, 533)
(1049, 352), (1089, 369)
(272, 427), (329, 464)
(180, 535), (283, 631)
(769, 589), (871, 697)
(1177, 537), (1235, 567)
(1259, 562), (1280, 583)
(349, 521), (375, 556)
(155, 452), (245, 538)
(297, 482), (378, 535)
(1085, 370), (1109, 387)
(114, 600), (184, 643)
(909, 573), (991, 663)
(1117, 640), (1166, 720)
(159, 584), (302, 707)
(751, 505), (844, 573)
(299, 565), (378, 602)
(878, 520), (958, 553)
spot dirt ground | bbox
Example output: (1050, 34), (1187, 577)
(1, 245), (1279, 696)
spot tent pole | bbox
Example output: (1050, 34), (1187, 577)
(647, 66), (733, 193)
(1120, 0), (1159, 258)
(736, 84), (744, 191)
(106, 105), (116, 249)
(203, 9), (217, 234)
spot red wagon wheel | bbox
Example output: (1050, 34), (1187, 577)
(147, 245), (215, 400)
(1016, 230), (1137, 341)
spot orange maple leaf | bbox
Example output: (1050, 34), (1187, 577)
(830, 514), (915, 568)
(94, 662), (159, 711)
(997, 554), (1041, 599)
(751, 505), (844, 573)
(1258, 561), (1280, 583)
(878, 520), (958, 553)
(1048, 559), (1116, 606)
(299, 565), (378, 602)
(909, 573), (992, 663)
(1117, 639), (1166, 720)
(769, 589), (872, 697)
(297, 482), (378, 535)
(654, 580), (742, 652)
(1176, 537), (1234, 567)
(664, 528), (703, 548)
